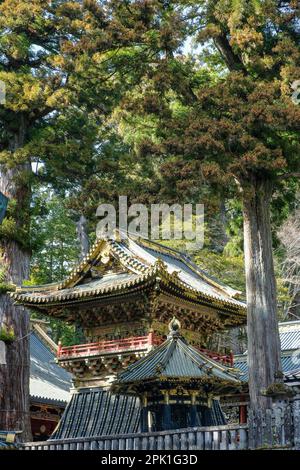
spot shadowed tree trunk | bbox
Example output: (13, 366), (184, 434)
(0, 117), (32, 441)
(243, 177), (282, 412)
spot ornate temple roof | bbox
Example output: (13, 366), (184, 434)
(113, 319), (242, 395)
(11, 233), (246, 327)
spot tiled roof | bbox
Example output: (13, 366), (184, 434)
(278, 321), (300, 351)
(50, 388), (227, 439)
(51, 388), (141, 439)
(20, 272), (142, 304)
(284, 368), (300, 380)
(30, 331), (72, 406)
(234, 354), (300, 382)
(115, 324), (242, 388)
(12, 233), (246, 320)
(235, 321), (300, 381)
(129, 239), (239, 297)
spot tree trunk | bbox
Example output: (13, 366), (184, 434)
(243, 178), (282, 412)
(0, 244), (31, 441)
(0, 118), (32, 441)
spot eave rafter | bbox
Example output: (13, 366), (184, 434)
(11, 261), (246, 326)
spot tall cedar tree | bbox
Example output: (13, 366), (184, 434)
(184, 0), (300, 413)
(0, 0), (181, 439)
(113, 0), (300, 416)
(0, 0), (86, 440)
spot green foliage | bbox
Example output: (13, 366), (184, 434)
(0, 257), (15, 293)
(28, 190), (82, 345)
(155, 237), (291, 318)
(0, 282), (15, 294)
(29, 189), (80, 284)
(194, 249), (245, 294)
(0, 325), (15, 343)
(1, 0), (299, 347)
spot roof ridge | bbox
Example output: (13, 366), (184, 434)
(11, 258), (246, 313)
(181, 339), (241, 377)
(58, 239), (106, 289)
(31, 323), (58, 354)
(114, 329), (242, 388)
(158, 338), (177, 372)
(117, 337), (170, 376)
(136, 237), (242, 299)
(107, 240), (149, 274)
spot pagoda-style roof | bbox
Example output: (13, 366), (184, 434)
(11, 233), (246, 331)
(113, 319), (243, 396)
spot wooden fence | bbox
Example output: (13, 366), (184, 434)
(22, 424), (249, 450)
(21, 399), (300, 450)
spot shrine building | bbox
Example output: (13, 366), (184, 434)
(12, 232), (247, 438)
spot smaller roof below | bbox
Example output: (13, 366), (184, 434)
(51, 388), (141, 439)
(284, 368), (300, 380)
(278, 321), (300, 351)
(238, 320), (300, 357)
(30, 331), (72, 406)
(114, 318), (242, 391)
(234, 353), (300, 383)
(50, 387), (226, 440)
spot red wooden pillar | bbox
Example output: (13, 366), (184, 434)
(148, 331), (154, 347)
(57, 340), (62, 358)
(239, 396), (247, 424)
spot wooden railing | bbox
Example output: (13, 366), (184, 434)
(57, 333), (160, 359)
(198, 347), (234, 367)
(21, 424), (249, 451)
(57, 334), (233, 366)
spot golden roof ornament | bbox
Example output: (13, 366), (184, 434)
(168, 317), (181, 338)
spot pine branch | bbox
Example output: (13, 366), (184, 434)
(213, 34), (247, 73)
(278, 172), (300, 180)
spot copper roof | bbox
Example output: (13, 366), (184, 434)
(113, 319), (242, 393)
(30, 331), (72, 406)
(11, 233), (246, 318)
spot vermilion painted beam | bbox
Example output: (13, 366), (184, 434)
(57, 334), (233, 366)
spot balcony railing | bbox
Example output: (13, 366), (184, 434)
(57, 334), (234, 366)
(57, 333), (161, 360)
(198, 347), (234, 367)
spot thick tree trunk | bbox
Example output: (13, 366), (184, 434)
(0, 245), (31, 440)
(0, 119), (32, 441)
(243, 178), (282, 412)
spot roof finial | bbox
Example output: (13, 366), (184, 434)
(168, 317), (181, 338)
